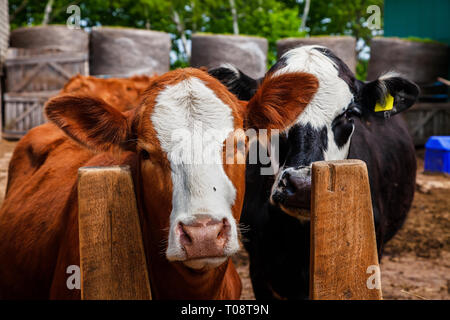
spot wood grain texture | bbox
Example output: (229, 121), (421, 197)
(310, 160), (382, 300)
(78, 166), (152, 300)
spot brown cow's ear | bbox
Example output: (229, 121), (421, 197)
(45, 95), (134, 152)
(245, 72), (318, 130)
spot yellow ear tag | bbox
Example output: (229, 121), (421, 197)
(374, 94), (394, 112)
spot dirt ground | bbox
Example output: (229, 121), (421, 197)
(380, 152), (449, 300)
(233, 149), (449, 300)
(0, 139), (448, 300)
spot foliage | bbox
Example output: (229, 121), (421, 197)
(355, 58), (368, 81)
(282, 0), (384, 52)
(235, 0), (304, 66)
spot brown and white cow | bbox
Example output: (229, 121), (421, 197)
(0, 68), (318, 299)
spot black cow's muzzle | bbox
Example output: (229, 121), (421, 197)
(271, 169), (311, 220)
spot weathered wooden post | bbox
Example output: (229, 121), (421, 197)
(78, 166), (152, 300)
(310, 160), (382, 300)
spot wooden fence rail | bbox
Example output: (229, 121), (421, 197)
(310, 160), (382, 300)
(78, 166), (151, 300)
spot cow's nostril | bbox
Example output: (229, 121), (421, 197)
(218, 218), (230, 239)
(272, 191), (285, 204)
(179, 222), (192, 245)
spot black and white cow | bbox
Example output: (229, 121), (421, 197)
(210, 45), (419, 300)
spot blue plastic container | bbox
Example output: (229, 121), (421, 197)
(424, 136), (450, 174)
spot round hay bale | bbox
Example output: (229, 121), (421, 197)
(10, 25), (88, 52)
(0, 0), (10, 66)
(191, 34), (268, 79)
(89, 27), (170, 77)
(367, 37), (449, 84)
(277, 36), (357, 73)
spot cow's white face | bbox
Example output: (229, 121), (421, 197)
(268, 46), (356, 215)
(274, 46), (356, 159)
(151, 77), (240, 269)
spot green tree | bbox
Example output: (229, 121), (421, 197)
(204, 0), (304, 66)
(281, 0), (384, 80)
(306, 0), (383, 54)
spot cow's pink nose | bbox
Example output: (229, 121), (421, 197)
(179, 217), (229, 259)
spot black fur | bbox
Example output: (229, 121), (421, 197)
(208, 66), (262, 101)
(283, 124), (327, 167)
(332, 109), (355, 148)
(267, 56), (288, 75)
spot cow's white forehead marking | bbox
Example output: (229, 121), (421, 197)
(151, 77), (239, 261)
(273, 45), (354, 130)
(271, 46), (356, 185)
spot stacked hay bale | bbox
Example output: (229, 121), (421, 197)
(368, 37), (449, 84)
(0, 0), (9, 67)
(89, 27), (171, 77)
(190, 34), (268, 79)
(0, 0), (10, 133)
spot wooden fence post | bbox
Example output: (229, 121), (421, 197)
(309, 160), (382, 300)
(78, 166), (152, 300)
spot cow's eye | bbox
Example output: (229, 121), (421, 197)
(345, 104), (362, 118)
(141, 149), (150, 160)
(332, 113), (355, 148)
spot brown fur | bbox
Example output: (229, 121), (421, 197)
(246, 72), (319, 130)
(61, 74), (155, 112)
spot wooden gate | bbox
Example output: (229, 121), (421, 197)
(3, 91), (58, 139)
(2, 48), (88, 139)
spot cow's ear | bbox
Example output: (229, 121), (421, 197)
(208, 64), (261, 101)
(245, 72), (318, 130)
(359, 73), (420, 119)
(45, 95), (136, 152)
